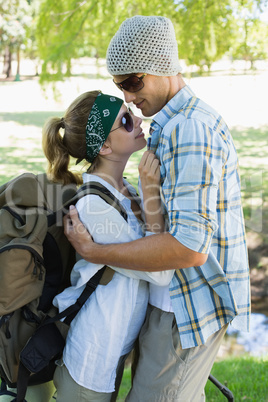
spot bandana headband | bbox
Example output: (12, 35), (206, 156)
(85, 92), (123, 162)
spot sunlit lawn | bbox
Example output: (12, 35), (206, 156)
(0, 110), (267, 243)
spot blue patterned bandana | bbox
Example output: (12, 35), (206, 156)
(85, 92), (123, 162)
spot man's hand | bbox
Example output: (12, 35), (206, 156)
(64, 205), (96, 259)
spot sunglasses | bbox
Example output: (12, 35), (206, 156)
(110, 109), (134, 133)
(113, 74), (147, 93)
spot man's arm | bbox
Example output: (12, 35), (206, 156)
(64, 206), (208, 272)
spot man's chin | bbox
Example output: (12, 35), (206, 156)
(141, 110), (154, 118)
(139, 106), (152, 118)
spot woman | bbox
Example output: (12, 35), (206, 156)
(42, 90), (173, 401)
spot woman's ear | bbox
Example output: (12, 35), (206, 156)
(99, 142), (112, 156)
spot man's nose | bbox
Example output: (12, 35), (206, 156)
(123, 90), (136, 104)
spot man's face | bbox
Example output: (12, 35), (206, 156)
(113, 74), (171, 117)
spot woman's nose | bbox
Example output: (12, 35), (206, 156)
(135, 115), (142, 128)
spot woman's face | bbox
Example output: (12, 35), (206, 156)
(107, 104), (147, 159)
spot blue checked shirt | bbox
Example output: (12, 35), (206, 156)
(148, 86), (250, 348)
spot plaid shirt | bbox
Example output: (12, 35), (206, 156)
(148, 86), (250, 348)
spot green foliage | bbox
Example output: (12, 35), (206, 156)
(23, 0), (42, 63)
(36, 0), (121, 82)
(32, 0), (268, 82)
(231, 0), (268, 67)
(0, 0), (31, 51)
(0, 0), (42, 78)
(35, 0), (179, 83)
(175, 0), (233, 70)
(36, 0), (87, 82)
(1, 0), (268, 81)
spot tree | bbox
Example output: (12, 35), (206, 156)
(174, 0), (234, 72)
(35, 0), (179, 83)
(0, 0), (32, 79)
(23, 0), (42, 76)
(34, 0), (268, 82)
(231, 0), (268, 69)
(36, 0), (115, 82)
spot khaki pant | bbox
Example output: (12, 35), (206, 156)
(0, 382), (56, 402)
(53, 354), (127, 402)
(54, 364), (112, 402)
(126, 304), (228, 402)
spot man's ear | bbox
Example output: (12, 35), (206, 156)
(99, 142), (112, 156)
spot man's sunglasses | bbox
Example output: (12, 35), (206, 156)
(113, 74), (147, 93)
(110, 109), (134, 133)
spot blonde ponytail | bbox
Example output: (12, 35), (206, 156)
(42, 91), (99, 185)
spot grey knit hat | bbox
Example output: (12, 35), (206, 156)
(106, 16), (182, 77)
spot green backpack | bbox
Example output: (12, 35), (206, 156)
(0, 172), (127, 401)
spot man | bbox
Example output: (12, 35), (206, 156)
(65, 16), (250, 401)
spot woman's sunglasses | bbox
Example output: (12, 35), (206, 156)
(113, 74), (147, 93)
(110, 109), (134, 133)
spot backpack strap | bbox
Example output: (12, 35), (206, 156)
(76, 182), (128, 221)
(44, 266), (106, 326)
(0, 380), (18, 399)
(15, 267), (106, 402)
(47, 181), (127, 227)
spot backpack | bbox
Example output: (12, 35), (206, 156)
(0, 172), (127, 402)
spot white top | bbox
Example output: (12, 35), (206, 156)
(149, 283), (174, 312)
(53, 174), (173, 393)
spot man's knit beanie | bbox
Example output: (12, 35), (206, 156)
(106, 15), (182, 77)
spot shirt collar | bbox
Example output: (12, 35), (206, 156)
(153, 85), (195, 129)
(147, 85), (195, 152)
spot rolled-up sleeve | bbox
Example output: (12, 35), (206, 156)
(164, 118), (229, 253)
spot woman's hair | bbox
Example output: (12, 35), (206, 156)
(42, 90), (100, 185)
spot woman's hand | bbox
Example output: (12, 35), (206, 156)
(138, 150), (161, 198)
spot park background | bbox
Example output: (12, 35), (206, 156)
(1, 0), (268, 400)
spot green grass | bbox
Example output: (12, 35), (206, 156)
(117, 355), (268, 402)
(1, 112), (267, 245)
(204, 355), (268, 401)
(0, 111), (60, 185)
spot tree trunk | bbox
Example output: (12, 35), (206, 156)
(3, 48), (8, 74)
(15, 46), (21, 81)
(66, 59), (71, 76)
(3, 47), (12, 78)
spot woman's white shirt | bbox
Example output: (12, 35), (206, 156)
(53, 174), (173, 392)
